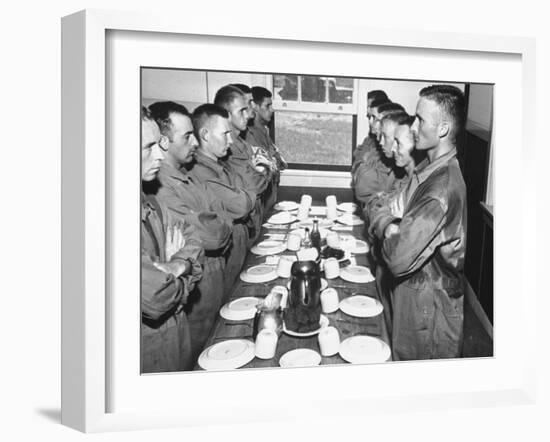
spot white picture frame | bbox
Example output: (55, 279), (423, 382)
(61, 9), (537, 433)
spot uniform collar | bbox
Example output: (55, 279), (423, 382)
(413, 147), (457, 185)
(194, 149), (224, 172)
(158, 160), (192, 184)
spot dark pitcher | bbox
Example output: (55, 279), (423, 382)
(285, 260), (322, 333)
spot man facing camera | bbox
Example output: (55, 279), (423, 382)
(381, 85), (467, 361)
(140, 107), (204, 373)
(148, 101), (233, 364)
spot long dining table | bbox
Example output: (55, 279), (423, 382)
(194, 199), (392, 370)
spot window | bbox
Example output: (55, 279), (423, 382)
(272, 74), (357, 169)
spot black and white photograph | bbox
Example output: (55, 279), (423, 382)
(140, 68), (494, 373)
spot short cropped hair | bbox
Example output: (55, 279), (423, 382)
(192, 103), (230, 138)
(381, 111), (411, 127)
(368, 90), (388, 102)
(231, 83), (252, 94)
(419, 84), (465, 141)
(396, 114), (416, 128)
(378, 102), (405, 116)
(148, 101), (190, 138)
(370, 98), (392, 111)
(214, 85), (245, 109)
(251, 86), (272, 105)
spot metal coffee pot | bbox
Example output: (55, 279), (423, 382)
(288, 260), (322, 311)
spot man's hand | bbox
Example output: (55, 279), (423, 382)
(165, 222), (186, 261)
(389, 193), (405, 219)
(153, 260), (190, 278)
(384, 222), (400, 239)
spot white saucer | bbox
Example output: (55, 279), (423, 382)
(274, 201), (299, 211)
(337, 202), (358, 214)
(240, 265), (278, 283)
(339, 335), (391, 364)
(279, 348), (322, 368)
(290, 226), (330, 240)
(339, 295), (383, 318)
(267, 212), (298, 225)
(251, 240), (287, 256)
(336, 214), (364, 226)
(198, 339), (256, 371)
(282, 314), (329, 337)
(339, 265), (375, 283)
(220, 297), (261, 321)
(286, 278), (328, 291)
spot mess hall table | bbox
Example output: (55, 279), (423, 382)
(194, 204), (392, 370)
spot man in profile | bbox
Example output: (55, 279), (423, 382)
(140, 107), (204, 373)
(381, 85), (467, 360)
(149, 101), (233, 363)
(246, 86), (287, 212)
(188, 103), (257, 293)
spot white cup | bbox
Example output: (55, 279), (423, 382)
(318, 326), (340, 356)
(326, 231), (340, 249)
(320, 288), (339, 313)
(255, 329), (278, 359)
(326, 205), (339, 221)
(276, 256), (293, 278)
(300, 194), (312, 208)
(296, 205), (309, 221)
(270, 285), (289, 309)
(324, 257), (340, 279)
(287, 232), (302, 251)
(325, 195), (337, 208)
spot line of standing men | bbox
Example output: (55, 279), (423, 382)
(352, 85), (468, 361)
(140, 85), (286, 373)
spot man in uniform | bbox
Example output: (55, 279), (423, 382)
(149, 101), (233, 363)
(381, 85), (467, 360)
(188, 103), (257, 295)
(140, 107), (203, 372)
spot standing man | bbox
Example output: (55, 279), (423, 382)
(140, 107), (204, 373)
(381, 85), (467, 360)
(247, 86), (287, 212)
(188, 103), (257, 294)
(148, 101), (233, 363)
(214, 85), (272, 245)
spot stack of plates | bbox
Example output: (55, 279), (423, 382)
(337, 202), (358, 214)
(267, 211), (297, 225)
(274, 201), (299, 211)
(198, 339), (256, 371)
(282, 314), (329, 337)
(220, 297), (261, 321)
(279, 349), (322, 368)
(339, 265), (375, 283)
(251, 240), (287, 256)
(336, 214), (364, 226)
(240, 265), (278, 283)
(339, 336), (391, 364)
(339, 295), (383, 318)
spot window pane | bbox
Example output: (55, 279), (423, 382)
(300, 76), (326, 103)
(273, 74), (298, 101)
(328, 77), (354, 104)
(275, 111), (352, 166)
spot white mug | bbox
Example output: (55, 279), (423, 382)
(276, 256), (293, 278)
(324, 257), (340, 279)
(320, 288), (339, 313)
(318, 326), (340, 356)
(326, 205), (339, 221)
(326, 231), (340, 249)
(300, 194), (312, 208)
(255, 329), (278, 359)
(325, 195), (337, 208)
(270, 285), (289, 309)
(287, 233), (302, 251)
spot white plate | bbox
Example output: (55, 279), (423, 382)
(339, 295), (383, 318)
(220, 297), (261, 321)
(298, 218), (334, 229)
(274, 201), (299, 211)
(251, 240), (287, 256)
(279, 348), (322, 368)
(240, 265), (278, 283)
(286, 278), (328, 292)
(282, 314), (329, 337)
(339, 238), (369, 254)
(198, 339), (255, 371)
(339, 335), (391, 364)
(336, 214), (364, 226)
(339, 265), (375, 283)
(290, 227), (330, 240)
(267, 212), (298, 225)
(337, 202), (358, 213)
